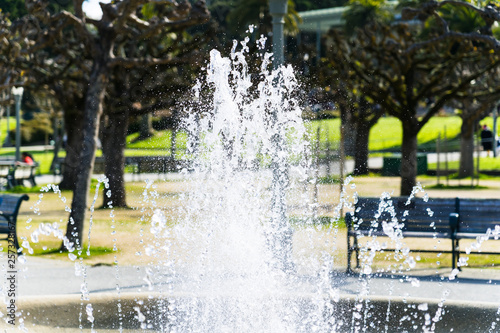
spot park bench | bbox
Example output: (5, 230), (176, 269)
(0, 194), (29, 250)
(0, 164), (38, 189)
(0, 164), (13, 189)
(346, 196), (500, 273)
(345, 196), (458, 273)
(11, 164), (38, 187)
(451, 198), (500, 268)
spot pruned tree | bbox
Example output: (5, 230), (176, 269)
(448, 65), (500, 177)
(22, 0), (210, 250)
(319, 53), (385, 175)
(327, 7), (500, 195)
(101, 30), (211, 209)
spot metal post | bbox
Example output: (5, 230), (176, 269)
(5, 103), (11, 147)
(340, 124), (345, 219)
(269, 0), (288, 68)
(436, 134), (440, 186)
(493, 105), (498, 157)
(11, 87), (24, 162)
(316, 22), (321, 64)
(268, 0), (292, 272)
(444, 126), (449, 186)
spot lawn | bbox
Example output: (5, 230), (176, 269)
(0, 114), (496, 175)
(428, 154), (500, 172)
(306, 116), (463, 152)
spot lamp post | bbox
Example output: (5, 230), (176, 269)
(268, 0), (294, 272)
(269, 0), (288, 69)
(5, 101), (11, 147)
(11, 86), (24, 162)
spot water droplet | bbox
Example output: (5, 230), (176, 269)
(418, 303), (428, 311)
(86, 304), (94, 323)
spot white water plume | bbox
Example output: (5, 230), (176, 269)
(140, 39), (339, 332)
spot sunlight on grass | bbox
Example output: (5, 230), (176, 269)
(306, 116), (462, 152)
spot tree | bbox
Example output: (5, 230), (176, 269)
(0, 0), (27, 19)
(316, 58), (384, 175)
(101, 26), (211, 208)
(327, 14), (500, 195)
(23, 0), (209, 250)
(450, 68), (500, 177)
(342, 0), (392, 35)
(226, 0), (301, 37)
(317, 0), (390, 175)
(295, 0), (347, 11)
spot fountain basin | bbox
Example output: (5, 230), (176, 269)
(4, 292), (498, 332)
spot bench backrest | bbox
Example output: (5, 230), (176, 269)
(0, 165), (11, 177)
(347, 197), (457, 235)
(13, 165), (35, 179)
(456, 198), (500, 234)
(0, 194), (29, 232)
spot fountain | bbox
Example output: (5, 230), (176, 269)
(2, 36), (500, 333)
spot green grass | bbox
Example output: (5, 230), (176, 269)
(15, 245), (116, 260)
(428, 156), (500, 171)
(0, 117), (15, 146)
(428, 183), (489, 190)
(0, 114), (493, 176)
(126, 130), (188, 151)
(307, 116), (463, 152)
(317, 175), (342, 184)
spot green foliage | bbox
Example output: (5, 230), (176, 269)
(295, 0), (347, 11)
(317, 174), (341, 184)
(429, 157), (500, 172)
(0, 0), (27, 19)
(226, 0), (302, 36)
(343, 0), (393, 35)
(0, 0), (74, 19)
(439, 2), (485, 33)
(18, 113), (53, 144)
(29, 245), (116, 259)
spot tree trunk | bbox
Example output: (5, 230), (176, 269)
(400, 120), (419, 196)
(340, 106), (356, 156)
(459, 117), (475, 178)
(353, 120), (370, 175)
(62, 63), (108, 251)
(139, 113), (154, 139)
(102, 110), (129, 208)
(59, 109), (84, 190)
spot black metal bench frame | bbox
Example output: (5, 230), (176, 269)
(451, 198), (500, 268)
(0, 194), (29, 250)
(345, 196), (458, 273)
(346, 196), (500, 273)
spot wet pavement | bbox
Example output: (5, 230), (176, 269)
(13, 256), (500, 308)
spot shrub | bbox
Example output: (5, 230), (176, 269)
(9, 113), (54, 145)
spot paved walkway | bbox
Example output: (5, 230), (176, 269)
(15, 158), (499, 325)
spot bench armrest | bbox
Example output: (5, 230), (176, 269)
(345, 213), (353, 231)
(449, 213), (459, 233)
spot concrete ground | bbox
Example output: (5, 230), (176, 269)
(24, 166), (500, 303)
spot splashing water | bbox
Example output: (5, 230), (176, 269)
(137, 38), (342, 332)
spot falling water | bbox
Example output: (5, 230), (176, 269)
(140, 37), (341, 332)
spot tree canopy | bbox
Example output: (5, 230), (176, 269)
(326, 0), (500, 194)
